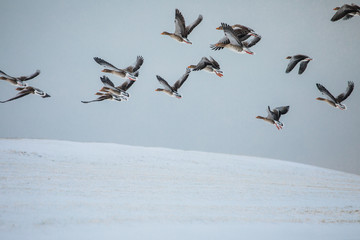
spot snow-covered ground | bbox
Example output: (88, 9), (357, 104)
(0, 139), (359, 240)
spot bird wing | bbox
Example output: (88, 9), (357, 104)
(316, 83), (337, 102)
(100, 76), (116, 88)
(274, 106), (290, 117)
(192, 57), (210, 71)
(331, 5), (355, 21)
(0, 70), (16, 80)
(209, 56), (220, 69)
(126, 56), (144, 73)
(266, 106), (276, 120)
(336, 81), (354, 102)
(173, 68), (190, 91)
(156, 75), (173, 92)
(174, 9), (186, 36)
(210, 36), (230, 51)
(244, 34), (262, 48)
(94, 57), (123, 71)
(118, 79), (135, 91)
(185, 14), (203, 36)
(20, 70), (41, 81)
(81, 95), (111, 104)
(298, 60), (310, 74)
(221, 23), (242, 46)
(0, 88), (32, 103)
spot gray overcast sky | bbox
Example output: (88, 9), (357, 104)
(1, 0), (359, 174)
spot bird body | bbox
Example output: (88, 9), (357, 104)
(161, 9), (203, 44)
(212, 23), (254, 55)
(331, 4), (360, 21)
(155, 68), (191, 99)
(0, 70), (40, 87)
(94, 56), (143, 81)
(316, 81), (354, 110)
(187, 56), (223, 77)
(285, 55), (313, 74)
(256, 106), (290, 130)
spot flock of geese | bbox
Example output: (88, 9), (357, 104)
(1, 4), (358, 130)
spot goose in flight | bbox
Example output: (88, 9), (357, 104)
(94, 56), (143, 81)
(161, 8), (203, 44)
(0, 86), (50, 103)
(285, 55), (313, 74)
(316, 81), (354, 110)
(211, 23), (254, 55)
(99, 75), (135, 100)
(0, 70), (40, 87)
(256, 106), (290, 130)
(155, 68), (191, 99)
(187, 56), (223, 77)
(331, 4), (360, 21)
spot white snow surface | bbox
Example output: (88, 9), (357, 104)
(0, 138), (359, 240)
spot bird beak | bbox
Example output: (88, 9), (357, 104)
(43, 94), (51, 98)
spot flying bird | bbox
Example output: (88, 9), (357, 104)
(161, 8), (203, 44)
(94, 56), (144, 81)
(99, 75), (135, 100)
(316, 81), (354, 110)
(0, 86), (50, 103)
(187, 56), (223, 77)
(0, 70), (40, 87)
(210, 23), (254, 55)
(256, 106), (290, 130)
(331, 4), (360, 21)
(285, 55), (313, 74)
(81, 76), (130, 103)
(155, 68), (191, 99)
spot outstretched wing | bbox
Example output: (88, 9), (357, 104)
(21, 70), (41, 81)
(210, 36), (230, 51)
(298, 60), (310, 74)
(173, 68), (191, 91)
(0, 70), (15, 80)
(0, 88), (32, 103)
(94, 57), (122, 71)
(316, 83), (337, 102)
(126, 56), (144, 73)
(100, 76), (115, 88)
(336, 81), (354, 102)
(209, 56), (220, 69)
(185, 14), (203, 36)
(118, 79), (135, 91)
(81, 95), (110, 104)
(221, 23), (242, 46)
(274, 106), (290, 117)
(156, 75), (173, 92)
(174, 9), (186, 36)
(244, 34), (262, 48)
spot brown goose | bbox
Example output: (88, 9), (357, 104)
(155, 68), (190, 99)
(331, 4), (360, 21)
(99, 75), (135, 100)
(285, 55), (313, 74)
(161, 9), (203, 44)
(94, 56), (143, 81)
(187, 56), (223, 77)
(0, 70), (40, 87)
(316, 81), (354, 110)
(211, 23), (254, 55)
(0, 86), (50, 103)
(82, 78), (123, 104)
(256, 106), (290, 130)
(211, 24), (261, 52)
